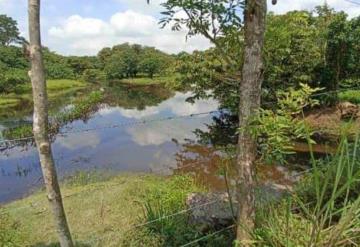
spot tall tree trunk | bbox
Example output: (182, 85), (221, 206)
(236, 0), (267, 244)
(28, 1), (74, 246)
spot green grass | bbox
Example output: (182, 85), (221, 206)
(0, 80), (87, 109)
(0, 80), (89, 119)
(255, 135), (360, 246)
(0, 98), (19, 108)
(339, 90), (360, 104)
(2, 91), (104, 140)
(120, 75), (176, 85)
(0, 173), (206, 246)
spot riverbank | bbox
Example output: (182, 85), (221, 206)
(1, 173), (212, 246)
(119, 75), (176, 86)
(0, 80), (88, 119)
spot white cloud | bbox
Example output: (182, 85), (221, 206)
(3, 0), (359, 55)
(57, 132), (100, 150)
(48, 10), (211, 55)
(125, 117), (208, 146)
(99, 91), (219, 120)
(97, 91), (219, 146)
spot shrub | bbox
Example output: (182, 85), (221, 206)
(45, 63), (75, 80)
(82, 69), (106, 83)
(0, 68), (28, 93)
(249, 83), (321, 164)
(338, 90), (360, 104)
(122, 175), (234, 246)
(256, 135), (360, 246)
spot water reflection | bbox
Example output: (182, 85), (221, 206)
(0, 85), (219, 203)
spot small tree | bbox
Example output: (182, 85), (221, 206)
(28, 0), (74, 246)
(139, 50), (162, 78)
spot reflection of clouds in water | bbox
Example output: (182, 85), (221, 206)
(149, 149), (177, 175)
(57, 132), (100, 150)
(126, 117), (209, 146)
(98, 91), (219, 119)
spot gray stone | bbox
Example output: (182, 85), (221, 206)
(338, 102), (359, 120)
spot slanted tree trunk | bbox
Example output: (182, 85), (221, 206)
(28, 0), (74, 246)
(236, 0), (267, 244)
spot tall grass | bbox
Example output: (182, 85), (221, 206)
(256, 133), (360, 246)
(123, 175), (235, 246)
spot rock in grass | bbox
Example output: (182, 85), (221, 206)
(186, 192), (237, 232)
(186, 183), (292, 230)
(337, 102), (359, 120)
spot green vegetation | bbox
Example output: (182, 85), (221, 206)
(119, 75), (176, 86)
(339, 90), (360, 104)
(0, 79), (87, 111)
(255, 136), (360, 246)
(250, 84), (321, 164)
(0, 174), (215, 246)
(3, 90), (103, 140)
(174, 7), (360, 111)
(100, 43), (174, 81)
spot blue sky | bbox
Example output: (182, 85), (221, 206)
(1, 0), (359, 55)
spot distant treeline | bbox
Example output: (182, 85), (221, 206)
(1, 6), (359, 98)
(0, 15), (176, 93)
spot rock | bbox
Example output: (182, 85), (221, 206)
(186, 192), (237, 232)
(186, 184), (291, 231)
(337, 102), (359, 120)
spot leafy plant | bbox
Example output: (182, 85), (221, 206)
(255, 134), (360, 246)
(249, 83), (321, 164)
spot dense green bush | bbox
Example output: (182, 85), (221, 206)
(0, 68), (28, 93)
(82, 68), (106, 83)
(45, 63), (75, 80)
(249, 84), (321, 164)
(339, 90), (360, 104)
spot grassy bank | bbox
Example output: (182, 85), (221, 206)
(339, 90), (360, 104)
(1, 173), (234, 247)
(0, 80), (87, 111)
(119, 75), (176, 86)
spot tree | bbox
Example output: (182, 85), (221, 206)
(235, 0), (267, 243)
(139, 48), (163, 78)
(160, 0), (267, 244)
(264, 11), (321, 101)
(0, 14), (21, 46)
(27, 0), (74, 246)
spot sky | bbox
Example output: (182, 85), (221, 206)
(0, 0), (359, 56)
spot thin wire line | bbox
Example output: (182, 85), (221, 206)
(2, 85), (360, 146)
(180, 224), (236, 247)
(81, 199), (221, 245)
(0, 110), (221, 145)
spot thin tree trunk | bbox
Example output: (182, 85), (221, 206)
(236, 0), (267, 245)
(28, 1), (74, 246)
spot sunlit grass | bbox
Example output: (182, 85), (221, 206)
(120, 75), (176, 85)
(339, 90), (360, 104)
(0, 173), (202, 246)
(0, 80), (89, 118)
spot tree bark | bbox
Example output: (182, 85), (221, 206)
(28, 1), (74, 246)
(236, 0), (267, 245)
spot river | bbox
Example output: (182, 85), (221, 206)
(0, 84), (220, 203)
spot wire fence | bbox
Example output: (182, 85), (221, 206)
(2, 85), (360, 146)
(1, 86), (359, 245)
(0, 110), (223, 146)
